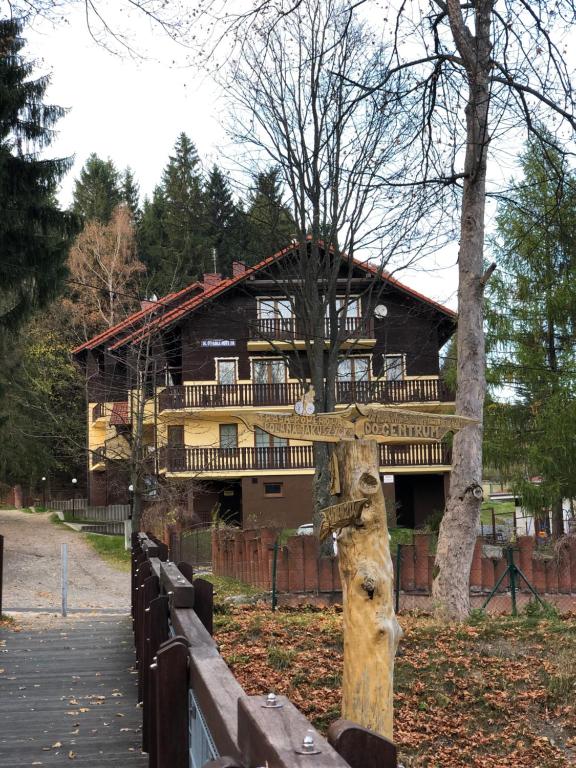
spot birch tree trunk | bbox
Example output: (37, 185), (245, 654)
(334, 439), (401, 739)
(432, 0), (492, 620)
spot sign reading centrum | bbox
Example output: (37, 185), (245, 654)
(354, 408), (474, 443)
(234, 406), (476, 444)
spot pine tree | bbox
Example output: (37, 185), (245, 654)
(72, 153), (122, 223)
(122, 166), (141, 224)
(0, 17), (74, 334)
(485, 135), (576, 537)
(245, 167), (294, 263)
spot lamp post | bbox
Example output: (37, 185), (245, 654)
(128, 484), (134, 521)
(71, 477), (78, 516)
(41, 476), (46, 509)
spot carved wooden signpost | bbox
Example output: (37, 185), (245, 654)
(208, 404), (475, 739)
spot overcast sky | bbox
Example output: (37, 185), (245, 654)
(21, 3), (536, 312)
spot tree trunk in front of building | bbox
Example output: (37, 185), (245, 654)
(432, 1), (492, 621)
(334, 439), (401, 739)
(551, 499), (565, 539)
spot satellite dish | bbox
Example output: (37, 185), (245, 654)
(374, 304), (388, 318)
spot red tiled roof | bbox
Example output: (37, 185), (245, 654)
(109, 402), (130, 426)
(71, 281), (203, 355)
(107, 242), (298, 351)
(75, 240), (456, 355)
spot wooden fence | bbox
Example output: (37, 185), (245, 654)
(132, 532), (398, 768)
(212, 528), (576, 598)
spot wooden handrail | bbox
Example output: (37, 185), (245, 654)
(158, 444), (452, 473)
(158, 377), (451, 412)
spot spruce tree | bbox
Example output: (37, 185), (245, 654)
(485, 135), (576, 537)
(72, 153), (122, 223)
(245, 167), (294, 262)
(0, 17), (73, 334)
(138, 186), (171, 293)
(139, 133), (207, 293)
(122, 166), (141, 224)
(203, 164), (245, 276)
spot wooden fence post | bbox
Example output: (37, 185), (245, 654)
(0, 534), (3, 617)
(333, 440), (401, 739)
(143, 596), (170, 757)
(327, 719), (397, 768)
(193, 578), (214, 636)
(154, 637), (190, 768)
(238, 695), (349, 767)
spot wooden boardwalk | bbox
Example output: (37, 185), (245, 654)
(0, 615), (146, 767)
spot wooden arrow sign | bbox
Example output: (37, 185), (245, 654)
(235, 406), (476, 444)
(235, 411), (355, 442)
(349, 405), (477, 444)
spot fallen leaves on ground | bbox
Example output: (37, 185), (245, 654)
(213, 604), (576, 768)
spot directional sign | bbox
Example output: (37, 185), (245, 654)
(351, 406), (476, 443)
(319, 499), (367, 541)
(235, 412), (355, 442)
(235, 406), (476, 444)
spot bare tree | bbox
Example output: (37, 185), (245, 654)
(65, 204), (145, 341)
(222, 0), (432, 543)
(197, 0), (576, 617)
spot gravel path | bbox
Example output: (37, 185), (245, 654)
(0, 509), (130, 611)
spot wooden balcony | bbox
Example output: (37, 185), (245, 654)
(158, 378), (452, 412)
(92, 402), (106, 422)
(91, 447), (106, 470)
(158, 443), (452, 474)
(249, 316), (375, 341)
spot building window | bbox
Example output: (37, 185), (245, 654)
(255, 427), (287, 448)
(257, 297), (293, 320)
(337, 356), (370, 382)
(383, 355), (404, 381)
(326, 296), (360, 318)
(264, 482), (283, 497)
(167, 425), (184, 447)
(217, 358), (237, 385)
(252, 358), (287, 384)
(257, 297), (294, 337)
(220, 423), (238, 449)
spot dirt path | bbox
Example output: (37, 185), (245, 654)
(0, 509), (130, 611)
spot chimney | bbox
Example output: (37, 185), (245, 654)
(203, 273), (222, 291)
(232, 261), (247, 278)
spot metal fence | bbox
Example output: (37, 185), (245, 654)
(169, 526), (212, 571)
(48, 498), (88, 511)
(67, 504), (131, 522)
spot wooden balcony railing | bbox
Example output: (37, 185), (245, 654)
(249, 316), (375, 341)
(158, 377), (452, 412)
(91, 447), (106, 467)
(158, 443), (452, 474)
(92, 402), (106, 422)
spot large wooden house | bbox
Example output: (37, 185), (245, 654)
(72, 244), (457, 529)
